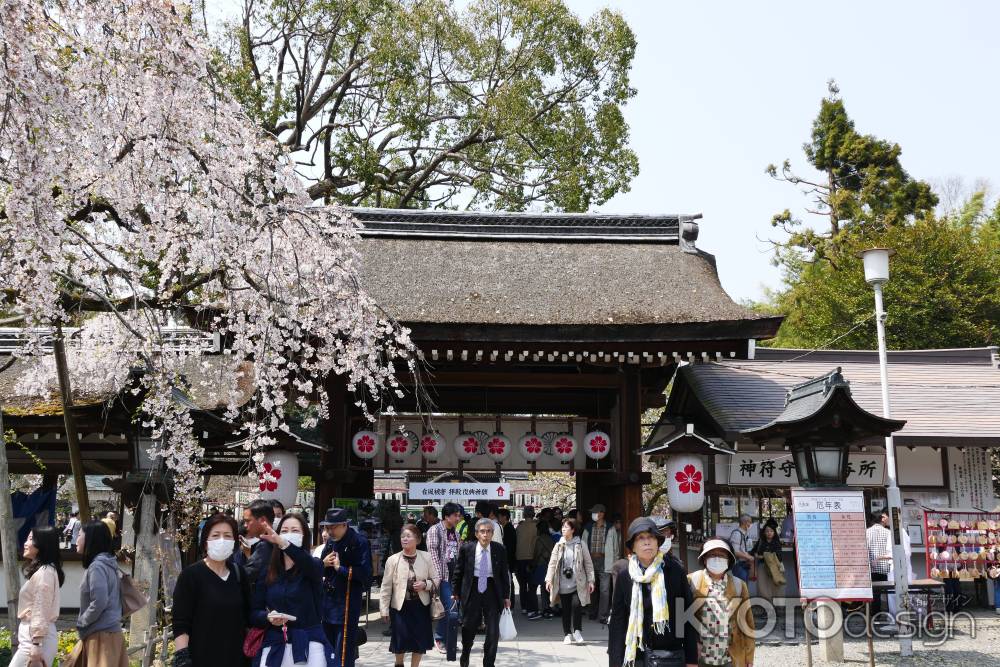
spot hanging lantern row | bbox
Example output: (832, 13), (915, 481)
(352, 429), (612, 463)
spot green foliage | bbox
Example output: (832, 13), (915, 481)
(763, 193), (1000, 350)
(767, 81), (937, 265)
(216, 0), (638, 210)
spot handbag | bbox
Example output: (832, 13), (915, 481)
(119, 571), (149, 617)
(430, 593), (446, 620)
(243, 627), (265, 658)
(644, 649), (685, 667)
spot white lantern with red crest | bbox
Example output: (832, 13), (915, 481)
(386, 432), (416, 464)
(485, 433), (512, 463)
(419, 432), (446, 463)
(583, 431), (611, 461)
(518, 433), (544, 462)
(666, 454), (705, 513)
(552, 433), (577, 464)
(258, 449), (299, 508)
(453, 432), (480, 462)
(352, 430), (380, 461)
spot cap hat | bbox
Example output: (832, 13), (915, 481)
(698, 538), (735, 566)
(625, 517), (665, 550)
(319, 507), (349, 526)
(589, 504), (606, 514)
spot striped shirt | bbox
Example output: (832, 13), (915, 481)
(866, 524), (892, 575)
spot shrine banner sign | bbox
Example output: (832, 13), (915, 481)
(720, 452), (885, 487)
(792, 488), (873, 601)
(409, 483), (511, 501)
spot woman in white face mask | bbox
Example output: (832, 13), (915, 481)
(687, 539), (755, 667)
(249, 512), (331, 667)
(172, 513), (248, 667)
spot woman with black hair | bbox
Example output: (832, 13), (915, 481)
(250, 512), (331, 667)
(71, 520), (126, 667)
(11, 526), (64, 667)
(172, 513), (249, 667)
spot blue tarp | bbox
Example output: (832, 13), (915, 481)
(11, 487), (56, 547)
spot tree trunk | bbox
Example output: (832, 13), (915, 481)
(0, 405), (23, 637)
(129, 489), (160, 650)
(53, 326), (91, 521)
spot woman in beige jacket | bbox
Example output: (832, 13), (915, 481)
(545, 518), (595, 645)
(688, 539), (756, 667)
(12, 526), (63, 667)
(380, 524), (440, 667)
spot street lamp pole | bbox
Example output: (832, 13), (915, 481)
(861, 248), (912, 657)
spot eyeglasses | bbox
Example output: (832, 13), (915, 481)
(477, 529), (493, 534)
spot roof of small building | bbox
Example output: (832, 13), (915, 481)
(0, 356), (255, 416)
(354, 208), (769, 327)
(660, 349), (1000, 446)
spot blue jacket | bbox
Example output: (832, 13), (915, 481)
(77, 553), (122, 639)
(321, 527), (371, 625)
(250, 542), (324, 635)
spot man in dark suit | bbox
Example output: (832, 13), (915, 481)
(452, 518), (511, 667)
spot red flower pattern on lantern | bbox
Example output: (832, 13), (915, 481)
(589, 435), (608, 454)
(421, 436), (438, 453)
(463, 437), (478, 454)
(487, 438), (506, 455)
(555, 437), (574, 455)
(258, 462), (282, 492)
(524, 438), (542, 455)
(356, 435), (375, 453)
(674, 464), (702, 494)
(390, 437), (409, 454)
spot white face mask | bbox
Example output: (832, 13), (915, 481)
(282, 532), (304, 548)
(591, 513), (600, 523)
(243, 536), (260, 548)
(272, 517), (282, 530)
(206, 538), (235, 562)
(706, 557), (729, 575)
(660, 537), (672, 552)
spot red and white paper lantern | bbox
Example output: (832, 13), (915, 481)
(485, 433), (512, 463)
(419, 432), (446, 462)
(258, 449), (299, 508)
(352, 430), (380, 461)
(666, 454), (705, 513)
(518, 433), (545, 462)
(453, 432), (480, 462)
(583, 430), (612, 461)
(552, 433), (577, 464)
(387, 432), (415, 464)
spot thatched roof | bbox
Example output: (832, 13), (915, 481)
(0, 356), (254, 416)
(353, 209), (766, 327)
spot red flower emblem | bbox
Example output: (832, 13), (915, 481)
(390, 437), (409, 454)
(258, 462), (282, 492)
(589, 435), (608, 453)
(555, 437), (574, 455)
(421, 436), (439, 453)
(463, 437), (478, 454)
(487, 438), (506, 455)
(355, 435), (375, 453)
(523, 437), (542, 455)
(674, 464), (702, 494)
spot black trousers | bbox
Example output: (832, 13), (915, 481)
(559, 592), (582, 635)
(516, 560), (538, 612)
(871, 572), (888, 617)
(461, 587), (500, 667)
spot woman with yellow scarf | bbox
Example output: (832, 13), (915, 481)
(608, 518), (697, 667)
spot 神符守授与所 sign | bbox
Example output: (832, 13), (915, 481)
(408, 483), (511, 501)
(719, 452), (885, 486)
(792, 488), (872, 601)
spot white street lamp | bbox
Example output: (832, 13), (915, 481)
(858, 247), (911, 656)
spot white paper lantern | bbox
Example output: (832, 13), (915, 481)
(583, 431), (612, 461)
(518, 433), (544, 462)
(387, 432), (415, 464)
(351, 430), (380, 461)
(419, 432), (446, 462)
(485, 433), (512, 463)
(552, 433), (577, 463)
(259, 449), (298, 508)
(666, 454), (705, 513)
(453, 432), (480, 462)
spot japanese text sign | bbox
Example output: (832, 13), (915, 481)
(720, 452), (885, 486)
(408, 483), (511, 501)
(792, 488), (872, 602)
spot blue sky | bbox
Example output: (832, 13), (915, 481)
(564, 1), (1000, 301)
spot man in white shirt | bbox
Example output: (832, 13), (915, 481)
(475, 501), (503, 544)
(452, 518), (511, 667)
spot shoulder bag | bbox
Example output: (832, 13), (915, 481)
(119, 570), (149, 617)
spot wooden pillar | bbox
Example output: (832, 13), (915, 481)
(620, 365), (644, 523)
(128, 489), (160, 649)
